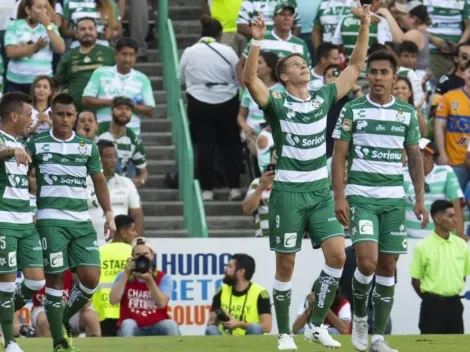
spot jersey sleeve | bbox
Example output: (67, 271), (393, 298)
(332, 103), (352, 141)
(436, 93), (450, 119)
(445, 168), (464, 200)
(4, 21), (18, 47)
(405, 108), (420, 146)
(158, 275), (173, 298)
(331, 17), (344, 45)
(318, 83), (337, 109)
(131, 135), (147, 168)
(409, 244), (424, 280)
(210, 289), (222, 311)
(256, 289), (272, 315)
(260, 93), (280, 125)
(82, 69), (101, 97)
(237, 1), (252, 25)
(141, 76), (156, 108)
(87, 143), (103, 175)
(63, 1), (71, 21)
(25, 135), (36, 157)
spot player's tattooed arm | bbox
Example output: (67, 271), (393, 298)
(0, 147), (31, 165)
(406, 144), (425, 204)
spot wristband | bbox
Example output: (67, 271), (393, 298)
(252, 39), (263, 47)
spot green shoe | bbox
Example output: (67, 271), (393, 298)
(53, 339), (79, 352)
(62, 323), (73, 346)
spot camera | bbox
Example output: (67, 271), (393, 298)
(214, 308), (230, 322)
(133, 255), (151, 274)
(266, 163), (275, 172)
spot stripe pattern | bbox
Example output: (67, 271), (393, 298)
(314, 0), (355, 43)
(245, 178), (271, 237)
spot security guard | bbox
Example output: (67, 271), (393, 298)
(92, 215), (136, 336)
(410, 199), (470, 334)
(205, 253), (272, 336)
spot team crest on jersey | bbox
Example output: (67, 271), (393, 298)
(396, 108), (405, 122)
(272, 92), (282, 99)
(78, 140), (88, 155)
(451, 101), (459, 113)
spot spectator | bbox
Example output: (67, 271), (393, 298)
(29, 75), (54, 134)
(404, 138), (464, 239)
(308, 43), (341, 92)
(4, 0), (65, 94)
(88, 140), (143, 243)
(55, 17), (115, 113)
(13, 0), (63, 27)
(32, 270), (101, 338)
(202, 0), (247, 56)
(242, 150), (275, 237)
(297, 0), (321, 63)
(435, 60), (470, 191)
(312, 0), (355, 49)
(76, 110), (99, 141)
(432, 43), (470, 108)
(425, 0), (470, 81)
(237, 3), (311, 84)
(0, 0), (16, 82)
(82, 37), (155, 136)
(61, 0), (121, 48)
(118, 0), (149, 61)
(237, 0), (301, 39)
(205, 254), (271, 336)
(410, 199), (470, 334)
(292, 284), (351, 335)
(255, 127), (274, 174)
(92, 215), (135, 337)
(96, 97), (148, 186)
(109, 237), (181, 337)
(180, 16), (242, 201)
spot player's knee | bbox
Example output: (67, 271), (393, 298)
(326, 250), (346, 269)
(357, 257), (377, 276)
(275, 253), (295, 280)
(77, 268), (101, 289)
(45, 272), (65, 289)
(376, 254), (399, 276)
(24, 279), (46, 292)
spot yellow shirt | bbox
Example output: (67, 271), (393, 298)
(409, 231), (470, 296)
(210, 0), (243, 33)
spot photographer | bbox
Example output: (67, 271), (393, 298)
(109, 238), (180, 336)
(205, 254), (272, 336)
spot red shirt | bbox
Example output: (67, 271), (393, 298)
(325, 298), (351, 333)
(32, 270), (73, 308)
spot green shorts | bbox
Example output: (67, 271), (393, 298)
(349, 202), (407, 254)
(37, 224), (100, 274)
(268, 188), (344, 253)
(0, 227), (43, 274)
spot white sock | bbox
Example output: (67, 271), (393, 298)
(354, 269), (374, 284)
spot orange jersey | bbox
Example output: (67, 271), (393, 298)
(436, 88), (470, 165)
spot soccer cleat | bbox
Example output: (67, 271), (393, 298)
(370, 339), (398, 352)
(5, 342), (24, 352)
(53, 339), (80, 352)
(277, 334), (298, 350)
(304, 323), (341, 348)
(62, 322), (73, 345)
(351, 315), (369, 351)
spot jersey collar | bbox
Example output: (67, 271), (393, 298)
(366, 94), (395, 108)
(0, 129), (17, 141)
(114, 65), (134, 78)
(272, 30), (292, 42)
(286, 91), (311, 102)
(49, 129), (75, 142)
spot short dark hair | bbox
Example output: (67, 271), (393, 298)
(360, 0), (373, 4)
(315, 43), (338, 64)
(76, 16), (97, 28)
(116, 38), (139, 53)
(78, 110), (97, 121)
(115, 215), (135, 234)
(96, 140), (115, 155)
(232, 253), (255, 281)
(0, 92), (31, 120)
(430, 199), (454, 221)
(275, 53), (304, 84)
(367, 43), (387, 56)
(398, 41), (419, 56)
(200, 15), (223, 38)
(51, 93), (75, 109)
(367, 51), (398, 73)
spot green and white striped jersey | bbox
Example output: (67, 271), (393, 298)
(0, 130), (34, 229)
(261, 83), (337, 191)
(332, 95), (420, 205)
(4, 20), (63, 84)
(245, 178), (272, 237)
(242, 31), (312, 66)
(26, 130), (103, 227)
(332, 14), (392, 58)
(96, 122), (147, 174)
(314, 0), (355, 43)
(30, 194), (37, 217)
(420, 0), (470, 53)
(237, 0), (300, 32)
(403, 165), (463, 238)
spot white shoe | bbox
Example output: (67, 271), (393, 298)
(228, 188), (242, 201)
(202, 190), (214, 201)
(278, 334), (298, 350)
(5, 342), (24, 352)
(304, 323), (341, 348)
(370, 339), (398, 352)
(351, 315), (369, 351)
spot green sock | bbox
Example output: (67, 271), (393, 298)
(0, 290), (16, 345)
(372, 282), (395, 335)
(62, 283), (93, 324)
(273, 280), (291, 335)
(44, 290), (65, 343)
(352, 275), (373, 318)
(14, 281), (38, 311)
(310, 268), (341, 326)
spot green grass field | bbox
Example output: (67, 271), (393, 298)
(11, 335), (470, 352)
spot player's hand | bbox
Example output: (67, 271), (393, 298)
(414, 202), (429, 229)
(251, 14), (266, 40)
(132, 177), (145, 188)
(37, 10), (51, 27)
(415, 95), (426, 111)
(14, 148), (32, 166)
(104, 211), (116, 241)
(355, 0), (371, 26)
(334, 197), (350, 227)
(422, 72), (432, 84)
(259, 170), (275, 189)
(125, 258), (135, 275)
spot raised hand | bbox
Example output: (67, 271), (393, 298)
(355, 0), (371, 26)
(251, 14), (266, 40)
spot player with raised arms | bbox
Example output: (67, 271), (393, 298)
(242, 1), (371, 350)
(26, 93), (116, 352)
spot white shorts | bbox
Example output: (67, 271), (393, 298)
(31, 305), (95, 335)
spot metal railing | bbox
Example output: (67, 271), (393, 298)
(158, 0), (208, 238)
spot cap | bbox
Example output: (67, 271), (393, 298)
(112, 96), (134, 109)
(273, 3), (295, 16)
(419, 138), (438, 156)
(132, 237), (154, 251)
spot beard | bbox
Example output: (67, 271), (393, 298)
(112, 115), (131, 126)
(223, 275), (237, 286)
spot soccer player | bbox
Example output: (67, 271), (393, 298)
(242, 1), (371, 350)
(26, 93), (116, 352)
(331, 51), (429, 352)
(0, 92), (46, 352)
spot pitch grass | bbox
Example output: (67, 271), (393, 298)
(13, 335), (470, 352)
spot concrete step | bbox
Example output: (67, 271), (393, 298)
(142, 201), (244, 216)
(146, 160), (175, 174)
(144, 229), (255, 238)
(169, 6), (202, 21)
(141, 132), (172, 145)
(143, 215), (253, 230)
(153, 90), (188, 104)
(149, 76), (163, 90)
(142, 175), (166, 188)
(139, 188), (248, 202)
(136, 62), (162, 76)
(141, 118), (171, 133)
(148, 49), (184, 61)
(145, 145), (175, 160)
(155, 33), (200, 48)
